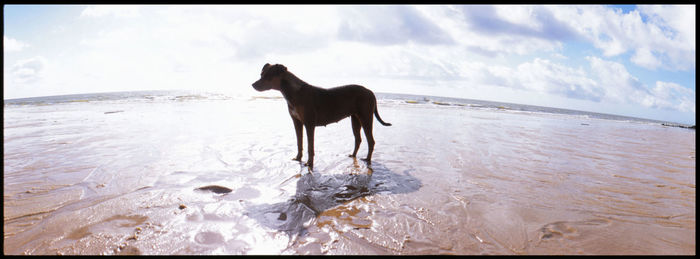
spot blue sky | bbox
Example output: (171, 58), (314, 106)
(3, 5), (696, 124)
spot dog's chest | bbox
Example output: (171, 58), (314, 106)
(288, 104), (304, 121)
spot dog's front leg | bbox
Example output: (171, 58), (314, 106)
(304, 124), (315, 170)
(292, 118), (303, 161)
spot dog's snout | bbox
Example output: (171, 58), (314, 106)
(252, 80), (265, 91)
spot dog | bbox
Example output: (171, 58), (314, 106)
(252, 63), (391, 170)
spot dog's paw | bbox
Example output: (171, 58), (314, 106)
(348, 154), (356, 158)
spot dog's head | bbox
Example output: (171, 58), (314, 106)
(252, 63), (287, 91)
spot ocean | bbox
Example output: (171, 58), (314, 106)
(3, 90), (692, 127)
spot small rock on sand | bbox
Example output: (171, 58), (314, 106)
(195, 185), (233, 194)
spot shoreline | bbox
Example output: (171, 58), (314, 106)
(3, 90), (695, 128)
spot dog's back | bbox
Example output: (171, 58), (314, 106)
(312, 85), (376, 126)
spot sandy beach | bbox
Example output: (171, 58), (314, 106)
(3, 92), (695, 255)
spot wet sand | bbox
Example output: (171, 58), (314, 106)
(3, 95), (695, 255)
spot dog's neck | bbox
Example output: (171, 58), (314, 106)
(280, 71), (308, 93)
(278, 71), (311, 106)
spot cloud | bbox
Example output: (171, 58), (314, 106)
(4, 36), (28, 52)
(547, 5), (695, 71)
(222, 17), (333, 59)
(630, 47), (662, 69)
(448, 55), (693, 114)
(636, 5), (696, 71)
(80, 5), (141, 18)
(638, 5), (695, 46)
(422, 5), (569, 56)
(338, 5), (454, 45)
(586, 56), (650, 103)
(514, 58), (603, 101)
(11, 56), (47, 84)
(451, 58), (604, 102)
(649, 81), (696, 113)
(585, 56), (695, 112)
(108, 5), (340, 61)
(69, 5), (342, 93)
(460, 5), (580, 42)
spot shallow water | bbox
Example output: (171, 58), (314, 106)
(3, 94), (695, 255)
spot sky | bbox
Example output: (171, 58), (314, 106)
(3, 5), (696, 125)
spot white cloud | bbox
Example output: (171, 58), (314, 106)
(637, 5), (696, 71)
(585, 56), (695, 113)
(425, 54), (694, 115)
(80, 5), (141, 18)
(514, 58), (602, 101)
(492, 5), (540, 31)
(649, 81), (696, 112)
(586, 56), (650, 104)
(4, 36), (28, 52)
(547, 5), (695, 71)
(338, 5), (453, 45)
(550, 52), (569, 60)
(11, 56), (47, 84)
(638, 5), (695, 47)
(430, 5), (569, 57)
(630, 47), (662, 70)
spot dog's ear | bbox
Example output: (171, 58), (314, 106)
(262, 63), (270, 71)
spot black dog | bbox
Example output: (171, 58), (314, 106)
(252, 63), (391, 170)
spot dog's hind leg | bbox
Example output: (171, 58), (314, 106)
(349, 115), (362, 158)
(304, 124), (315, 170)
(360, 115), (375, 163)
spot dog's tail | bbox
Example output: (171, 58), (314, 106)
(374, 107), (392, 126)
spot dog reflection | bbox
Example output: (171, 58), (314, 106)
(247, 161), (420, 236)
